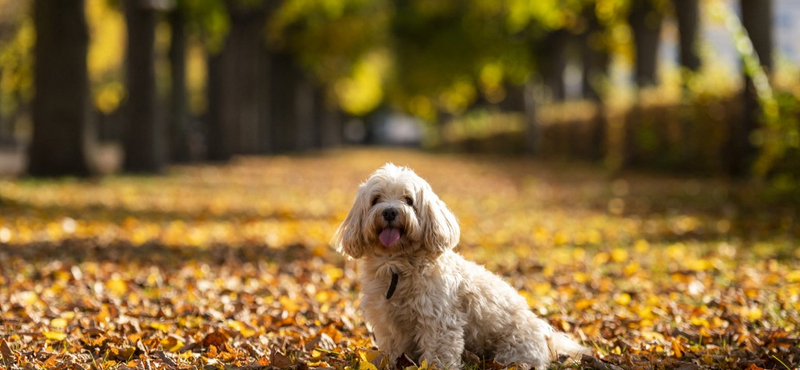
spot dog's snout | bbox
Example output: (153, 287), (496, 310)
(382, 207), (399, 222)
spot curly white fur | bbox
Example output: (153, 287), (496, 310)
(333, 164), (589, 370)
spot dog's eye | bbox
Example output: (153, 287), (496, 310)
(404, 196), (413, 206)
(371, 196), (380, 206)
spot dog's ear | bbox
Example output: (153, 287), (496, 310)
(419, 184), (460, 254)
(332, 184), (369, 258)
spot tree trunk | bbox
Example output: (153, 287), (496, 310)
(206, 7), (269, 158)
(316, 87), (342, 149)
(269, 51), (299, 153)
(673, 0), (701, 72)
(0, 69), (5, 143)
(29, 0), (95, 177)
(294, 75), (316, 151)
(727, 0), (773, 177)
(539, 30), (568, 101)
(580, 8), (609, 101)
(123, 0), (164, 173)
(168, 6), (191, 162)
(629, 0), (664, 87)
(206, 51), (229, 161)
(523, 80), (540, 155)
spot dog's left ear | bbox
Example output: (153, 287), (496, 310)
(419, 184), (460, 254)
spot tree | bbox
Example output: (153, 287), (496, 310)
(628, 0), (665, 88)
(580, 6), (610, 102)
(673, 0), (701, 73)
(168, 3), (191, 162)
(29, 0), (95, 177)
(206, 2), (270, 160)
(727, 0), (773, 177)
(123, 0), (164, 173)
(539, 30), (569, 101)
(267, 50), (302, 153)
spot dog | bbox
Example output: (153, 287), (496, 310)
(333, 164), (589, 370)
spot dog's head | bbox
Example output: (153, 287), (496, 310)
(333, 164), (460, 259)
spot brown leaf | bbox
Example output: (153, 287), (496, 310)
(0, 339), (16, 365)
(42, 354), (59, 368)
(461, 349), (481, 367)
(581, 355), (624, 370)
(395, 353), (416, 370)
(201, 330), (229, 348)
(241, 342), (264, 358)
(152, 351), (177, 369)
(271, 350), (294, 368)
(305, 333), (336, 351)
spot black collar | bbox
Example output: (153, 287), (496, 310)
(386, 272), (399, 299)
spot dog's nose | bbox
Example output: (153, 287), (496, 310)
(382, 207), (398, 222)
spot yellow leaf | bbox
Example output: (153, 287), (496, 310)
(50, 318), (68, 328)
(634, 239), (649, 253)
(553, 231), (569, 245)
(323, 265), (344, 281)
(359, 360), (378, 370)
(574, 298), (594, 310)
(614, 293), (631, 306)
(532, 282), (551, 296)
(787, 270), (800, 283)
(279, 296), (300, 313)
(105, 276), (127, 296)
(671, 338), (684, 358)
(641, 331), (664, 341)
(623, 262), (639, 276)
(592, 252), (610, 265)
(160, 336), (184, 352)
(150, 322), (170, 332)
(226, 320), (256, 337)
(742, 306), (763, 321)
(43, 331), (67, 341)
(357, 348), (381, 363)
(690, 316), (709, 327)
(611, 248), (628, 262)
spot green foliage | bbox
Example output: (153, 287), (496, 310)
(269, 0), (390, 114)
(182, 0), (229, 53)
(269, 0), (389, 82)
(709, 1), (799, 179)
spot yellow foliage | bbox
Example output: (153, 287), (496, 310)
(43, 331), (67, 341)
(335, 50), (389, 116)
(86, 0), (126, 112)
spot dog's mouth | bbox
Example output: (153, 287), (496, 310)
(379, 227), (402, 247)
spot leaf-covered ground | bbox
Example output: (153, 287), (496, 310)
(0, 149), (798, 370)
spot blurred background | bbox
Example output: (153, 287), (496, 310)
(0, 0), (798, 183)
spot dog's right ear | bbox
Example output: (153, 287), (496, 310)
(332, 184), (369, 258)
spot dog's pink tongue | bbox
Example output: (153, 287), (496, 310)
(379, 228), (401, 247)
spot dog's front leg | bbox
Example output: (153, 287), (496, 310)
(417, 314), (466, 369)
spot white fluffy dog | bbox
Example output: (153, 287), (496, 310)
(333, 164), (589, 370)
